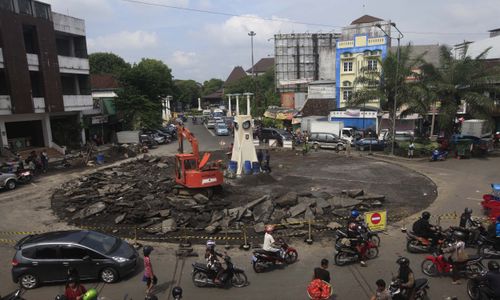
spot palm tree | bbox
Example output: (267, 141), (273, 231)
(420, 45), (499, 137)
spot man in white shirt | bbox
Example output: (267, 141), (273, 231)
(263, 225), (282, 261)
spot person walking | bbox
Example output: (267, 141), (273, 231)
(370, 279), (391, 300)
(263, 150), (271, 173)
(408, 140), (415, 159)
(313, 259), (330, 283)
(40, 150), (49, 173)
(142, 246), (157, 295)
(345, 141), (352, 158)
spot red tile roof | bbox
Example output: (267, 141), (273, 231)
(224, 66), (247, 86)
(90, 74), (120, 90)
(350, 15), (383, 25)
(246, 57), (274, 73)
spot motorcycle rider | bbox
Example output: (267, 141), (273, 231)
(172, 286), (183, 299)
(459, 208), (473, 228)
(412, 211), (440, 251)
(347, 220), (368, 267)
(205, 240), (223, 284)
(442, 231), (467, 285)
(479, 261), (500, 299)
(395, 257), (415, 300)
(263, 225), (283, 262)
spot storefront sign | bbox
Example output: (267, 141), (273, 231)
(91, 116), (108, 124)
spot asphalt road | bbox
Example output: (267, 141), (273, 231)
(0, 124), (499, 300)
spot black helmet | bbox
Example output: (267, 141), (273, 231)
(452, 230), (466, 241)
(143, 245), (154, 257)
(172, 286), (183, 298)
(422, 211), (431, 220)
(464, 208), (472, 214)
(55, 296), (68, 300)
(488, 261), (500, 271)
(396, 257), (410, 266)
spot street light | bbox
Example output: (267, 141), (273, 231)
(248, 31), (256, 77)
(375, 23), (404, 156)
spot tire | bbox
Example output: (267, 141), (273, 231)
(19, 273), (38, 289)
(478, 244), (493, 259)
(6, 179), (16, 190)
(252, 259), (265, 273)
(231, 272), (248, 288)
(421, 259), (438, 277)
(337, 144), (345, 151)
(467, 279), (481, 300)
(284, 250), (298, 264)
(406, 239), (422, 253)
(334, 252), (350, 266)
(313, 144), (319, 150)
(370, 235), (381, 247)
(192, 271), (208, 287)
(100, 267), (118, 283)
(365, 247), (379, 259)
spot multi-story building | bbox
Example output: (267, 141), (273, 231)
(0, 0), (92, 152)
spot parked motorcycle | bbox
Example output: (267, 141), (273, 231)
(192, 255), (247, 288)
(421, 252), (486, 278)
(15, 169), (33, 184)
(477, 236), (500, 258)
(430, 149), (448, 161)
(406, 229), (448, 253)
(334, 235), (379, 266)
(252, 238), (298, 273)
(1, 289), (24, 300)
(389, 278), (429, 300)
(467, 271), (492, 300)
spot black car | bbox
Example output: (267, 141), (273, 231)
(308, 132), (347, 151)
(11, 230), (138, 289)
(258, 128), (292, 146)
(355, 138), (386, 151)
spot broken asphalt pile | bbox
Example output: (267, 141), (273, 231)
(52, 155), (388, 243)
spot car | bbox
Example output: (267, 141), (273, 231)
(215, 123), (229, 136)
(259, 128), (292, 146)
(11, 230), (138, 289)
(206, 119), (217, 129)
(139, 134), (157, 148)
(308, 132), (347, 151)
(151, 133), (166, 144)
(355, 138), (386, 151)
(0, 171), (17, 190)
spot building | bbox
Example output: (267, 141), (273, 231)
(0, 0), (92, 152)
(274, 33), (340, 108)
(336, 15), (391, 110)
(246, 57), (274, 76)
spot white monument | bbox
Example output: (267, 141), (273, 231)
(162, 96), (172, 123)
(197, 97), (202, 111)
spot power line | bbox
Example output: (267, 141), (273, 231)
(118, 0), (488, 37)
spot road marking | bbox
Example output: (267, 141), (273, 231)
(204, 123), (215, 137)
(466, 197), (483, 201)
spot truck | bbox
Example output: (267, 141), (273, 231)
(458, 119), (494, 154)
(303, 119), (355, 144)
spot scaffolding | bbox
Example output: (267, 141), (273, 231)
(274, 33), (340, 93)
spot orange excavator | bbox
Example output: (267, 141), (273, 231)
(173, 125), (223, 195)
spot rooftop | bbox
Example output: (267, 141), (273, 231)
(224, 66), (247, 86)
(90, 74), (120, 91)
(390, 44), (441, 66)
(465, 35), (500, 59)
(246, 57), (274, 74)
(350, 15), (384, 25)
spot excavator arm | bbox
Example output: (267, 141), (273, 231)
(177, 125), (200, 163)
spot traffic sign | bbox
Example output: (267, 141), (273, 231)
(365, 210), (387, 232)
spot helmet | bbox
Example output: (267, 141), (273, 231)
(396, 256), (410, 266)
(265, 225), (275, 233)
(67, 276), (77, 284)
(488, 261), (500, 271)
(206, 240), (216, 248)
(422, 211), (431, 220)
(464, 208), (472, 214)
(143, 245), (154, 257)
(351, 210), (360, 218)
(452, 230), (466, 241)
(82, 289), (98, 300)
(55, 296), (68, 300)
(172, 286), (183, 298)
(348, 223), (358, 231)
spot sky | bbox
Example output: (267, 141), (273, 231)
(44, 0), (500, 83)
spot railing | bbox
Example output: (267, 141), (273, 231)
(0, 95), (12, 115)
(33, 97), (46, 113)
(63, 95), (93, 111)
(58, 56), (90, 74)
(338, 40), (354, 49)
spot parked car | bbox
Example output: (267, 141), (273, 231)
(11, 230), (138, 289)
(159, 125), (177, 140)
(308, 132), (347, 151)
(206, 119), (217, 129)
(0, 172), (17, 190)
(259, 128), (292, 146)
(139, 134), (157, 148)
(215, 123), (229, 136)
(356, 138), (386, 151)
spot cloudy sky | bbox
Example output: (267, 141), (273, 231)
(44, 0), (500, 82)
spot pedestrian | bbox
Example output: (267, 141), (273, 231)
(370, 279), (391, 300)
(345, 140), (352, 158)
(257, 149), (263, 169)
(40, 150), (49, 173)
(313, 258), (330, 283)
(408, 140), (415, 159)
(142, 246), (157, 295)
(64, 276), (86, 300)
(263, 150), (271, 173)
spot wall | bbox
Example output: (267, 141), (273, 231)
(318, 48), (336, 80)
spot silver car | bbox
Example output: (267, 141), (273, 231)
(0, 172), (17, 190)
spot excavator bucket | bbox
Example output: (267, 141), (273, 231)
(199, 152), (211, 169)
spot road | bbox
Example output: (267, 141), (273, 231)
(0, 123), (499, 299)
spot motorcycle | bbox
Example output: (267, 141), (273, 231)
(389, 278), (429, 300)
(430, 149), (448, 161)
(192, 255), (248, 288)
(336, 225), (380, 247)
(1, 289), (24, 300)
(477, 235), (500, 258)
(16, 169), (33, 184)
(421, 252), (486, 279)
(448, 222), (487, 248)
(252, 238), (298, 273)
(406, 229), (448, 253)
(467, 271), (493, 300)
(334, 234), (379, 266)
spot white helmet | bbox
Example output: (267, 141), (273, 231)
(206, 240), (216, 248)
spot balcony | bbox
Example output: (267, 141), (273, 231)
(58, 56), (90, 74)
(52, 12), (86, 36)
(63, 95), (93, 112)
(26, 53), (39, 71)
(0, 48), (4, 68)
(33, 97), (46, 113)
(0, 96), (12, 115)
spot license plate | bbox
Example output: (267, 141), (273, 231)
(251, 256), (257, 263)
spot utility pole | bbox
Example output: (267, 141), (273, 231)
(248, 31), (257, 113)
(248, 31), (256, 77)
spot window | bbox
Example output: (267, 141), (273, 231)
(34, 245), (59, 259)
(326, 134), (335, 142)
(343, 61), (353, 72)
(34, 1), (50, 20)
(367, 60), (378, 71)
(18, 0), (32, 15)
(80, 231), (118, 255)
(317, 134), (327, 142)
(343, 90), (352, 102)
(60, 246), (89, 260)
(0, 0), (14, 11)
(342, 81), (352, 87)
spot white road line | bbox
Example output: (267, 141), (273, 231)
(466, 197), (483, 201)
(204, 124), (216, 137)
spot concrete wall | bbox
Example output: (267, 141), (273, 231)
(52, 12), (85, 36)
(318, 48), (336, 80)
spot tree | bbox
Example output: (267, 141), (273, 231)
(420, 46), (499, 137)
(116, 59), (175, 129)
(202, 78), (224, 96)
(89, 52), (130, 76)
(175, 80), (201, 107)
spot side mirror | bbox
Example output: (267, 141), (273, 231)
(82, 255), (91, 261)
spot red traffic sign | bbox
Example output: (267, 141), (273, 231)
(371, 213), (382, 225)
